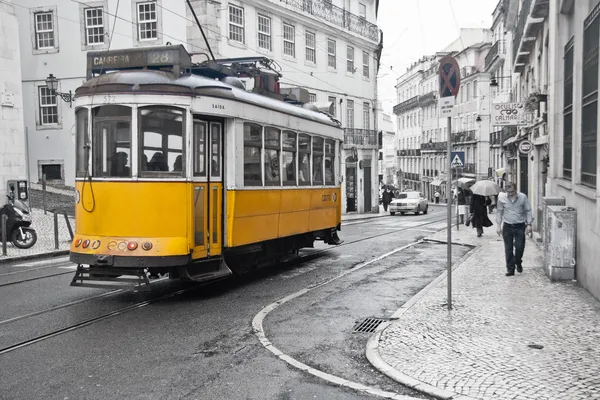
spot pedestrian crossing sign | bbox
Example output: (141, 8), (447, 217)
(450, 151), (465, 168)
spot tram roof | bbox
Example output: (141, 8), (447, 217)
(75, 70), (341, 128)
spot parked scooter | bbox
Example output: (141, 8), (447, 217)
(0, 188), (37, 249)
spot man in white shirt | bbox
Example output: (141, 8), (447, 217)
(495, 182), (533, 276)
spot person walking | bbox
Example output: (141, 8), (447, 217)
(495, 182), (533, 276)
(382, 188), (394, 212)
(470, 194), (492, 237)
(434, 191), (440, 204)
(457, 188), (467, 224)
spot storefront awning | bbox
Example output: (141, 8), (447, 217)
(430, 178), (442, 186)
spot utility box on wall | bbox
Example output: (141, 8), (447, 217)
(542, 196), (565, 246)
(544, 206), (577, 281)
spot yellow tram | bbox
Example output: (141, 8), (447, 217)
(69, 45), (343, 288)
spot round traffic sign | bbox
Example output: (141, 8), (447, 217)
(518, 140), (533, 154)
(439, 55), (461, 97)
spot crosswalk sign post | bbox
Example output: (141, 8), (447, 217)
(439, 55), (461, 312)
(450, 151), (465, 168)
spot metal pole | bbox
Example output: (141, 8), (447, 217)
(53, 210), (59, 250)
(1, 215), (7, 256)
(63, 210), (74, 240)
(42, 174), (47, 215)
(447, 116), (453, 311)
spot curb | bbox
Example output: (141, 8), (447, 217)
(0, 250), (70, 265)
(365, 234), (485, 400)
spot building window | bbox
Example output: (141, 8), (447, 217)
(283, 23), (295, 57)
(137, 1), (157, 41)
(466, 83), (471, 101)
(362, 51), (369, 77)
(363, 102), (370, 129)
(563, 37), (574, 180)
(41, 164), (63, 180)
(347, 46), (354, 72)
(346, 100), (354, 128)
(328, 96), (336, 117)
(305, 31), (316, 63)
(581, 9), (598, 188)
(84, 7), (104, 45)
(473, 80), (478, 98)
(34, 12), (55, 49)
(359, 3), (366, 19)
(327, 39), (336, 68)
(228, 4), (244, 43)
(309, 93), (317, 102)
(38, 86), (58, 125)
(257, 14), (271, 51)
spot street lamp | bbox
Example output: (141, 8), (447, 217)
(45, 74), (73, 108)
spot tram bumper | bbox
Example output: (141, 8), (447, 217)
(70, 252), (191, 268)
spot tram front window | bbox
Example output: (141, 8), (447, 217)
(139, 106), (184, 176)
(92, 105), (132, 178)
(75, 108), (89, 177)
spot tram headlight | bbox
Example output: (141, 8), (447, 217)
(142, 242), (153, 251)
(127, 242), (138, 251)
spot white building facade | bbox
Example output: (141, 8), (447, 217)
(188, 0), (382, 213)
(0, 0), (27, 202)
(546, 0), (600, 300)
(378, 110), (396, 186)
(15, 0), (189, 185)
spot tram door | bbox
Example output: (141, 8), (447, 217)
(191, 119), (223, 259)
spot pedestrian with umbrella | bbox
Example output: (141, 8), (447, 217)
(382, 186), (394, 212)
(468, 180), (500, 237)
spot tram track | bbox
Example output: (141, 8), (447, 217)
(0, 215), (450, 356)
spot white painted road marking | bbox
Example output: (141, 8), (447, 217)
(252, 241), (425, 400)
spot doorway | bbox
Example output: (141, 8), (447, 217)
(519, 156), (529, 197)
(363, 159), (372, 212)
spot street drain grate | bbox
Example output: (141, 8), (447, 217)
(353, 317), (389, 333)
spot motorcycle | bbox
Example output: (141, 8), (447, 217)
(0, 193), (38, 249)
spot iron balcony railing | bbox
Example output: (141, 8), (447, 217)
(452, 130), (476, 142)
(421, 141), (448, 151)
(281, 0), (379, 41)
(343, 128), (379, 146)
(485, 40), (505, 69)
(393, 91), (438, 115)
(398, 149), (421, 157)
(513, 0), (533, 63)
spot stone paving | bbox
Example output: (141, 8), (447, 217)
(371, 222), (600, 400)
(0, 207), (74, 262)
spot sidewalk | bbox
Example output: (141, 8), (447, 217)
(367, 222), (600, 400)
(0, 208), (74, 263)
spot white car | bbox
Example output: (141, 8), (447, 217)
(389, 192), (428, 215)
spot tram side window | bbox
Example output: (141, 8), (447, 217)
(75, 108), (89, 177)
(92, 105), (131, 178)
(282, 131), (296, 186)
(139, 106), (185, 176)
(211, 123), (221, 177)
(193, 120), (207, 176)
(312, 137), (324, 185)
(325, 139), (335, 185)
(244, 123), (262, 186)
(298, 134), (311, 185)
(264, 127), (281, 186)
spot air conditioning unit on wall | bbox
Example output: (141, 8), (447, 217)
(544, 206), (577, 281)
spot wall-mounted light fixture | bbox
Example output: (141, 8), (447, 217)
(45, 74), (73, 108)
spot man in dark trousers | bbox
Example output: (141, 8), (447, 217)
(382, 188), (394, 212)
(496, 182), (533, 276)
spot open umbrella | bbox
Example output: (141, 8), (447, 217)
(470, 180), (501, 196)
(456, 177), (476, 188)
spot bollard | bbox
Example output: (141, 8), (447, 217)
(42, 174), (47, 215)
(63, 210), (74, 240)
(1, 214), (7, 256)
(53, 210), (59, 250)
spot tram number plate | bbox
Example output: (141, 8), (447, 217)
(321, 194), (332, 202)
(103, 95), (116, 104)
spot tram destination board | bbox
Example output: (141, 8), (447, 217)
(86, 45), (191, 78)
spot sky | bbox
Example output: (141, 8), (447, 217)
(377, 0), (500, 115)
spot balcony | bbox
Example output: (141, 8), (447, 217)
(421, 141), (448, 152)
(393, 91), (438, 115)
(485, 40), (506, 71)
(452, 130), (476, 143)
(405, 172), (420, 181)
(343, 128), (379, 147)
(280, 0), (379, 42)
(462, 163), (476, 174)
(512, 0), (550, 73)
(398, 148), (421, 157)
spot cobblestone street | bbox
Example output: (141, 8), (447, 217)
(369, 222), (600, 400)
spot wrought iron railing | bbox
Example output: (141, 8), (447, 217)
(513, 0), (532, 63)
(280, 0), (379, 41)
(393, 91), (438, 115)
(452, 130), (476, 142)
(421, 141), (447, 151)
(485, 40), (505, 69)
(343, 128), (379, 146)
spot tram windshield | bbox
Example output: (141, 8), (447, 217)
(139, 106), (185, 176)
(91, 105), (132, 178)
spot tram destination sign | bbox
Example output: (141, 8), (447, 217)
(86, 45), (191, 78)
